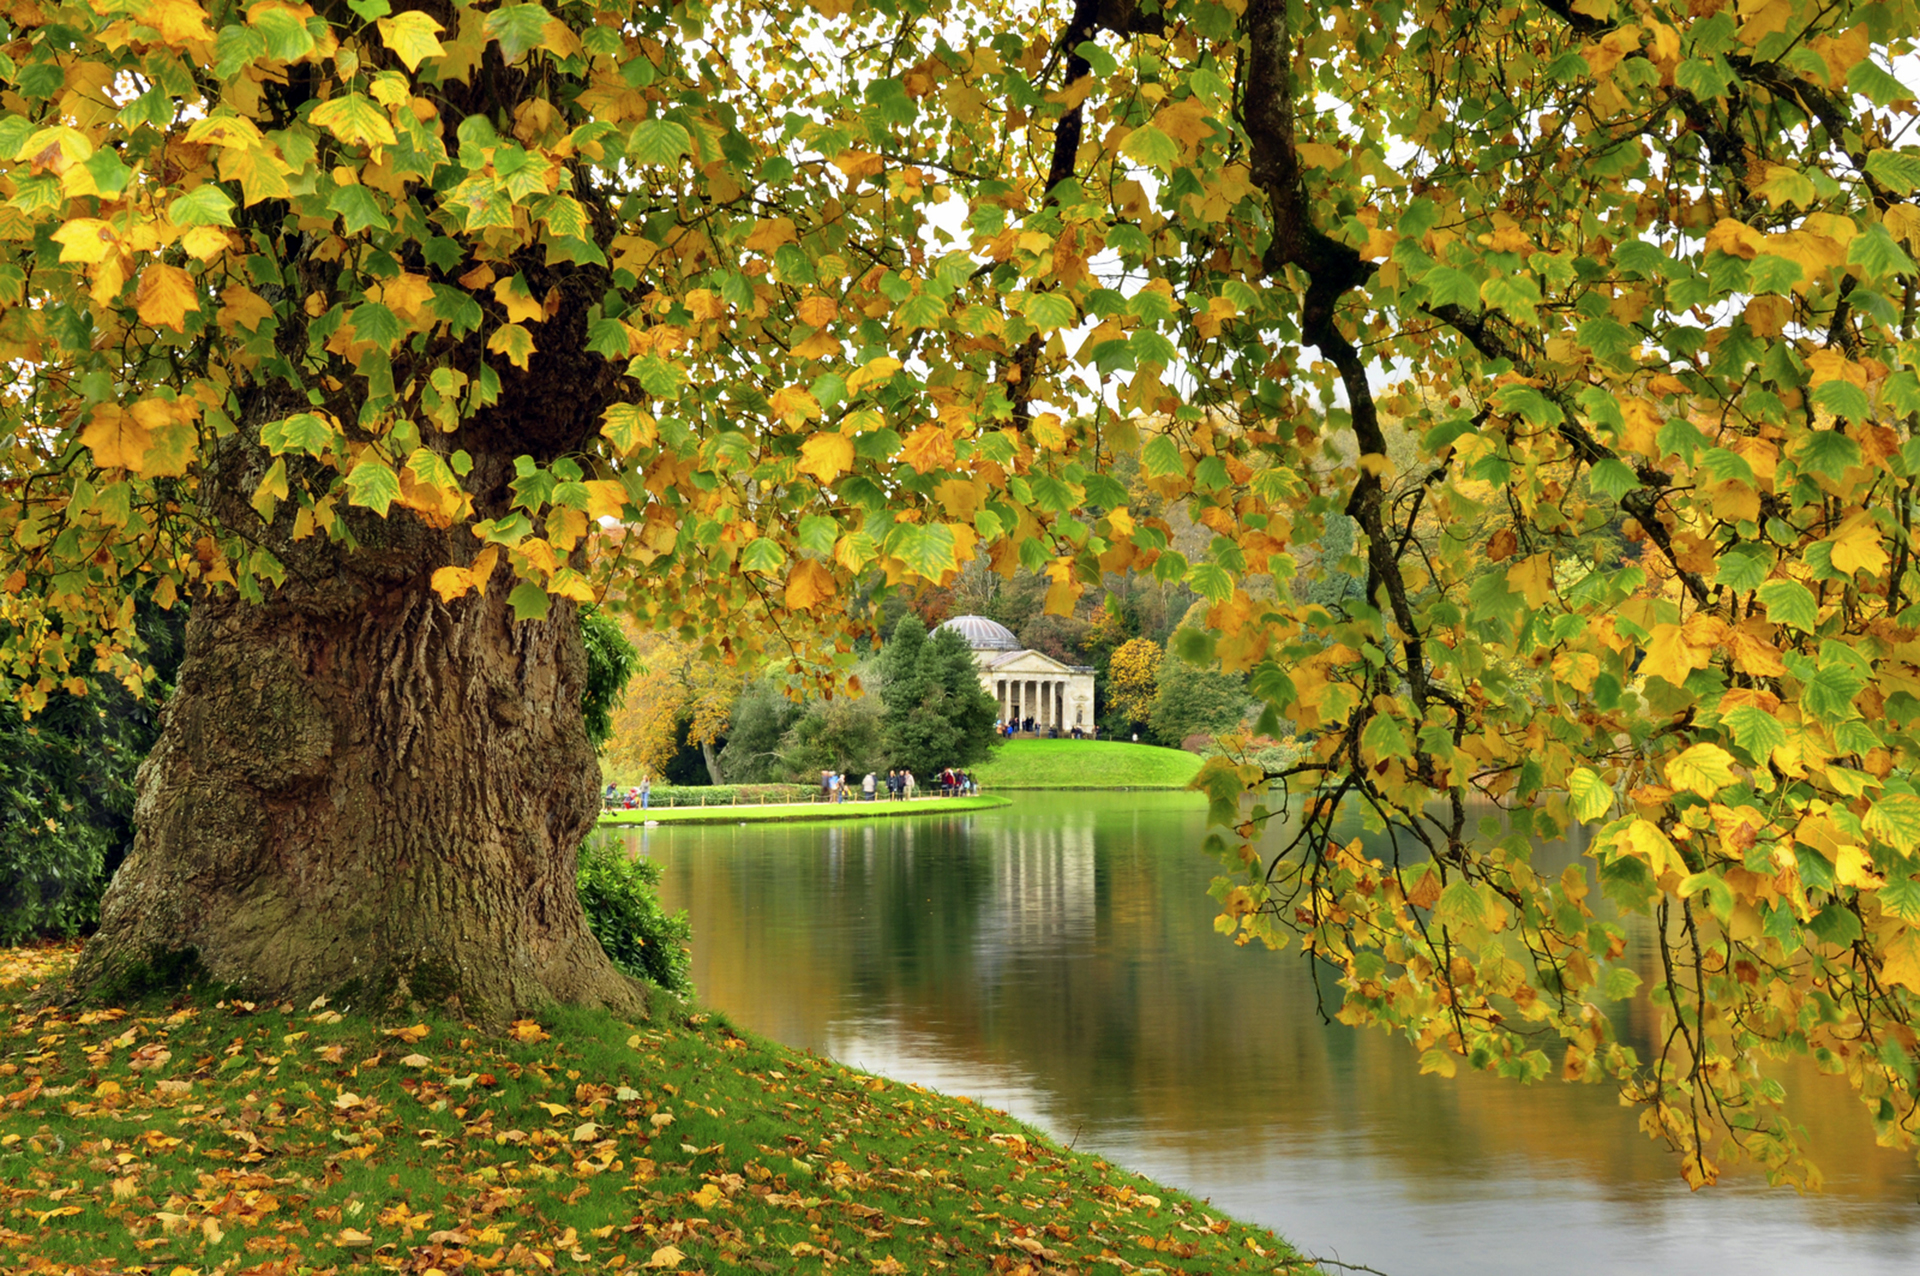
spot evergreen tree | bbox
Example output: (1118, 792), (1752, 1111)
(879, 618), (999, 777)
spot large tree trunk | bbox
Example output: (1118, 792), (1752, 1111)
(71, 567), (646, 1021)
(70, 287), (648, 1022)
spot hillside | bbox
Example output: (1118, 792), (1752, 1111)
(973, 738), (1204, 789)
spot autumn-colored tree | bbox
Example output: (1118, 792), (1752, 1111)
(6, 0), (1920, 1185)
(602, 627), (744, 786)
(1105, 637), (1162, 728)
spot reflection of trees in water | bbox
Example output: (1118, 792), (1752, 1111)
(627, 801), (1920, 1209)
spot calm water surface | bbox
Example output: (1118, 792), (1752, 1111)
(618, 793), (1920, 1275)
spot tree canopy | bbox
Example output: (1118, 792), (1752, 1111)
(6, 0), (1920, 1180)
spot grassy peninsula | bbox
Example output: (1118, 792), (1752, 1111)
(0, 945), (1314, 1274)
(972, 739), (1205, 790)
(599, 794), (1009, 826)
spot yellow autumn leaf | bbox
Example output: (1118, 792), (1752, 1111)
(430, 566), (477, 602)
(1834, 843), (1885, 889)
(1828, 514), (1890, 578)
(1664, 742), (1739, 799)
(1625, 818), (1683, 877)
(486, 322), (536, 369)
(308, 93), (398, 149)
(377, 11), (446, 70)
(846, 356), (903, 394)
(795, 294), (839, 327)
(139, 0), (218, 43)
(180, 225), (229, 260)
(136, 263), (200, 331)
(646, 1245), (685, 1270)
(691, 1182), (725, 1208)
(796, 432), (853, 482)
(79, 405), (153, 472)
(493, 275), (545, 324)
(742, 216), (797, 253)
(52, 218), (116, 264)
(1504, 553), (1553, 608)
(1639, 621), (1712, 688)
(770, 385), (821, 426)
(1704, 218), (1764, 259)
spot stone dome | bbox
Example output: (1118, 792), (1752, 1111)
(939, 614), (1022, 652)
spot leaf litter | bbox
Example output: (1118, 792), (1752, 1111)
(0, 944), (1319, 1274)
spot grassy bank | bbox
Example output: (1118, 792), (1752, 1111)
(0, 945), (1315, 1274)
(973, 739), (1205, 790)
(599, 794), (1009, 826)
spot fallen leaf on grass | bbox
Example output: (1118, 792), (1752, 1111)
(646, 1244), (685, 1268)
(383, 1023), (430, 1043)
(334, 1227), (374, 1247)
(400, 1052), (431, 1068)
(508, 1019), (549, 1043)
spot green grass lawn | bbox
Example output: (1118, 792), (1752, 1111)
(598, 794), (1008, 826)
(0, 944), (1315, 1274)
(972, 738), (1204, 789)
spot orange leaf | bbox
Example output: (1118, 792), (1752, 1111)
(785, 559), (835, 611)
(136, 263), (199, 331)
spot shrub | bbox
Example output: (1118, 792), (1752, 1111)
(576, 835), (693, 997)
(601, 782), (818, 807)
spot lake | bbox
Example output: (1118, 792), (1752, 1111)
(614, 792), (1920, 1275)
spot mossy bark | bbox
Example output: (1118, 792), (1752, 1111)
(70, 563), (646, 1021)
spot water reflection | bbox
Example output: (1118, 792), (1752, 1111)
(616, 795), (1920, 1276)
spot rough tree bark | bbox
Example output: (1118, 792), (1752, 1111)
(69, 275), (649, 1023)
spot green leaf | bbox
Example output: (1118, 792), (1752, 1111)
(1812, 379), (1873, 422)
(1188, 561), (1233, 602)
(1421, 266), (1481, 311)
(1848, 224), (1920, 280)
(1808, 901), (1862, 947)
(1721, 705), (1787, 761)
(628, 118), (693, 166)
(485, 4), (554, 60)
(328, 184), (391, 234)
(261, 412), (336, 457)
(507, 580), (552, 621)
(1849, 58), (1913, 107)
(739, 537), (786, 575)
(1119, 123), (1180, 172)
(1568, 767), (1613, 821)
(249, 6), (316, 62)
(349, 303), (403, 350)
(167, 183), (235, 228)
(1757, 579), (1818, 632)
(888, 522), (958, 579)
(1360, 712), (1410, 762)
(895, 292), (948, 331)
(797, 514), (838, 558)
(1714, 544), (1770, 591)
(1141, 434), (1184, 479)
(344, 456), (400, 517)
(1796, 428), (1861, 480)
(1023, 292), (1077, 330)
(1865, 148), (1920, 195)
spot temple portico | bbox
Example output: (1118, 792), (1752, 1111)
(937, 616), (1097, 734)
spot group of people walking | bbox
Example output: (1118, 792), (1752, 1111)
(819, 767), (979, 802)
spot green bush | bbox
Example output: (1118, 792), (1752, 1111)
(603, 782), (817, 808)
(575, 835), (693, 997)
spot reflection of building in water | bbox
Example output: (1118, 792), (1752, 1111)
(938, 615), (1096, 732)
(974, 820), (1097, 976)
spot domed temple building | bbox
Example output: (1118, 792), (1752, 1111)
(936, 615), (1098, 735)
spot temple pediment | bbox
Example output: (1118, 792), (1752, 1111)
(981, 649), (1075, 675)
